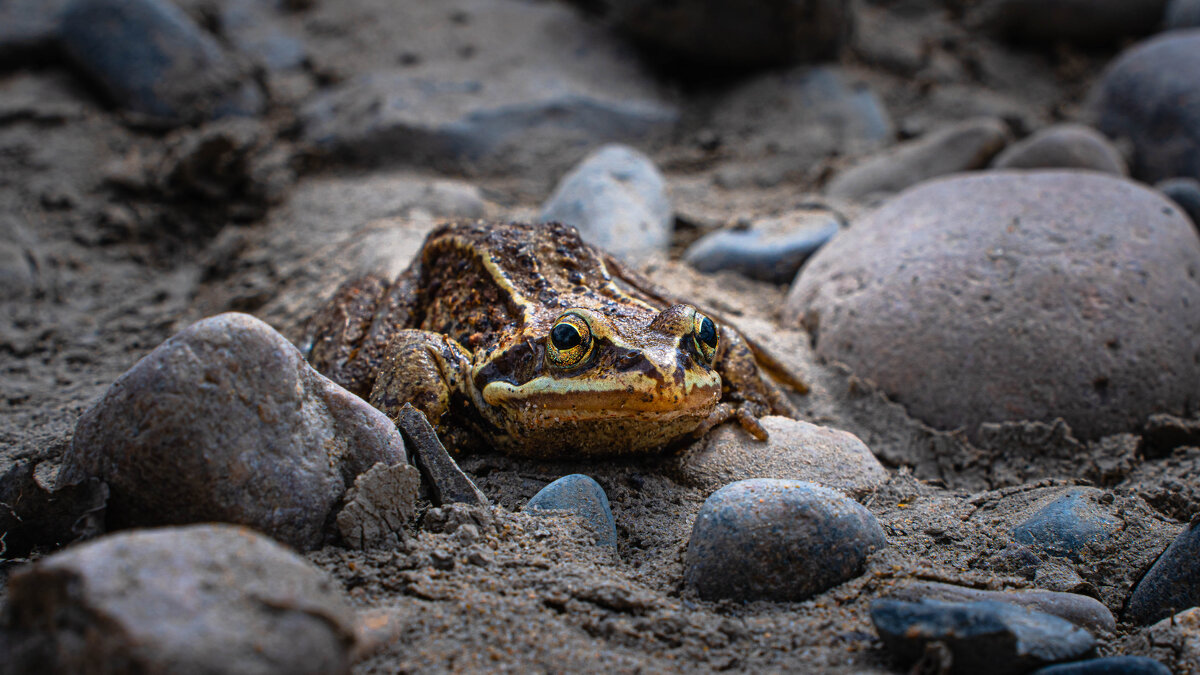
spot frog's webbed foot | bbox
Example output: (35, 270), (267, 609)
(693, 400), (770, 441)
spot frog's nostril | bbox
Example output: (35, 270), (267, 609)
(616, 352), (643, 371)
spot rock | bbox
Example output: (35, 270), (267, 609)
(539, 144), (671, 263)
(1032, 656), (1172, 674)
(525, 474), (618, 551)
(1157, 177), (1200, 227)
(58, 312), (406, 550)
(300, 69), (677, 176)
(1013, 488), (1122, 562)
(684, 479), (885, 601)
(871, 598), (1096, 674)
(787, 171), (1200, 441)
(335, 462), (421, 549)
(683, 211), (840, 284)
(825, 118), (1010, 200)
(390, 403), (488, 507)
(0, 0), (68, 64)
(675, 417), (887, 498)
(59, 0), (264, 125)
(991, 125), (1128, 176)
(887, 581), (1116, 636)
(5, 525), (357, 675)
(1125, 517), (1200, 625)
(1166, 0), (1200, 28)
(1089, 31), (1200, 183)
(607, 0), (854, 69)
(969, 0), (1168, 44)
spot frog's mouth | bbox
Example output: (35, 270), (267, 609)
(480, 373), (721, 421)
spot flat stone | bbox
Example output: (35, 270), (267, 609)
(539, 144), (672, 264)
(4, 525), (357, 675)
(60, 0), (264, 125)
(683, 211), (839, 284)
(607, 0), (854, 68)
(684, 479), (885, 601)
(825, 117), (1010, 200)
(675, 417), (887, 498)
(1032, 656), (1172, 674)
(1088, 30), (1200, 183)
(871, 598), (1096, 675)
(991, 124), (1127, 175)
(58, 312), (406, 550)
(1157, 178), (1200, 228)
(888, 581), (1116, 635)
(969, 0), (1168, 44)
(1125, 517), (1200, 625)
(1167, 0), (1200, 28)
(787, 171), (1200, 441)
(525, 474), (618, 551)
(1013, 488), (1122, 562)
(392, 403), (487, 507)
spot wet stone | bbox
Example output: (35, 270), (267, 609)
(888, 581), (1116, 636)
(684, 479), (885, 602)
(683, 212), (839, 284)
(1013, 488), (1122, 562)
(1157, 177), (1200, 227)
(1125, 517), (1200, 625)
(871, 598), (1096, 675)
(4, 524), (357, 675)
(540, 144), (672, 264)
(60, 0), (264, 125)
(1089, 30), (1200, 183)
(1032, 656), (1172, 675)
(991, 124), (1127, 175)
(525, 474), (618, 551)
(58, 312), (406, 550)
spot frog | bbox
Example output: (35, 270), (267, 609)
(306, 221), (805, 458)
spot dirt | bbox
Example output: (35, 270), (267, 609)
(1, 0), (1195, 672)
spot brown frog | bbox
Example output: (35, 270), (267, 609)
(306, 221), (804, 457)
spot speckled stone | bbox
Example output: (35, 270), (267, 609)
(1013, 488), (1122, 562)
(787, 171), (1200, 441)
(991, 124), (1127, 175)
(1032, 656), (1172, 674)
(5, 525), (357, 675)
(59, 312), (406, 550)
(525, 474), (617, 551)
(684, 479), (885, 601)
(1126, 518), (1200, 625)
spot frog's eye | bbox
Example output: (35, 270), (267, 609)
(547, 313), (594, 368)
(692, 313), (718, 364)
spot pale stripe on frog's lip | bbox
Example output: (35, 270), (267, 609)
(481, 372), (720, 417)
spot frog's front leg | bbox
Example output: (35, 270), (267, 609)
(698, 327), (800, 440)
(367, 329), (482, 451)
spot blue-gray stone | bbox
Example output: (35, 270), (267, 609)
(683, 215), (839, 284)
(1012, 488), (1121, 562)
(1089, 30), (1200, 183)
(60, 0), (264, 125)
(684, 479), (885, 602)
(540, 144), (671, 263)
(1032, 656), (1172, 674)
(1157, 177), (1200, 228)
(1166, 0), (1200, 29)
(871, 598), (1096, 675)
(525, 474), (617, 551)
(1125, 517), (1200, 625)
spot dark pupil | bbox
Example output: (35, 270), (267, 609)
(698, 317), (717, 348)
(551, 323), (582, 350)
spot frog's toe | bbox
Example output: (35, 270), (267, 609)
(735, 405), (769, 441)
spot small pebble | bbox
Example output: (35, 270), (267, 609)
(5, 525), (357, 675)
(991, 124), (1127, 175)
(1156, 177), (1200, 227)
(1032, 656), (1172, 674)
(871, 598), (1096, 675)
(683, 213), (839, 284)
(1125, 517), (1200, 625)
(525, 474), (617, 551)
(1012, 488), (1122, 562)
(684, 479), (885, 601)
(540, 144), (672, 264)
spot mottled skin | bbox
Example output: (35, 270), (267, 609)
(307, 221), (802, 458)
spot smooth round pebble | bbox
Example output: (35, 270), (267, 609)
(58, 312), (406, 550)
(1157, 177), (1200, 227)
(1032, 656), (1172, 674)
(1089, 30), (1200, 183)
(1125, 518), (1200, 625)
(788, 171), (1200, 440)
(525, 474), (618, 551)
(871, 598), (1096, 674)
(1013, 488), (1122, 562)
(1166, 0), (1200, 29)
(540, 144), (672, 264)
(684, 479), (885, 601)
(683, 213), (839, 284)
(991, 124), (1127, 175)
(5, 525), (357, 675)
